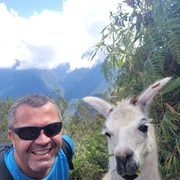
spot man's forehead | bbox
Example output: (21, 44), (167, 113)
(17, 101), (52, 108)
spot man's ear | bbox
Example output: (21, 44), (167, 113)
(8, 129), (15, 144)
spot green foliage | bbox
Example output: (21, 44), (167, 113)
(64, 103), (108, 180)
(53, 89), (68, 121)
(141, 0), (180, 83)
(152, 78), (180, 179)
(90, 0), (180, 179)
(0, 96), (13, 143)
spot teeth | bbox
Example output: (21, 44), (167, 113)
(33, 149), (50, 155)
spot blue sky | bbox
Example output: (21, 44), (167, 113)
(1, 0), (63, 17)
(0, 0), (128, 71)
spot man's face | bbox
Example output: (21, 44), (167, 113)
(8, 102), (62, 178)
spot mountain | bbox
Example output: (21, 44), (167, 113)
(61, 63), (108, 100)
(0, 63), (108, 101)
(0, 68), (61, 100)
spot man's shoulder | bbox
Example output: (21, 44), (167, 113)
(62, 135), (74, 153)
(61, 135), (74, 170)
(0, 142), (14, 180)
(0, 143), (13, 151)
(0, 142), (13, 160)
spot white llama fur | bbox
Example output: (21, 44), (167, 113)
(83, 77), (171, 180)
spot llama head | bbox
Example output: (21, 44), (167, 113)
(83, 77), (171, 180)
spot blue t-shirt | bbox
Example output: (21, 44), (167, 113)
(4, 135), (74, 180)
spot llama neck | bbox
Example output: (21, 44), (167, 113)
(139, 151), (160, 179)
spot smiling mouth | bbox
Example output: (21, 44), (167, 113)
(122, 174), (138, 180)
(32, 148), (52, 155)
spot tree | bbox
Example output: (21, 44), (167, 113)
(0, 97), (14, 143)
(53, 89), (69, 121)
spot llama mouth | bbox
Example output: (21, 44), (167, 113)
(122, 174), (138, 180)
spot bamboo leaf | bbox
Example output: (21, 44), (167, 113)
(116, 45), (126, 54)
(105, 154), (114, 158)
(110, 23), (117, 33)
(117, 55), (124, 69)
(163, 114), (178, 131)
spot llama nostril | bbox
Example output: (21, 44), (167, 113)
(116, 156), (126, 165)
(126, 150), (134, 160)
(123, 149), (134, 162)
(116, 150), (134, 165)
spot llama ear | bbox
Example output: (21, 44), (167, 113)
(135, 77), (171, 113)
(83, 96), (113, 118)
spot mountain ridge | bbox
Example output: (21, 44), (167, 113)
(0, 63), (108, 101)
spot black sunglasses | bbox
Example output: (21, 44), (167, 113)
(12, 122), (62, 140)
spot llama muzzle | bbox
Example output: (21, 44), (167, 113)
(116, 155), (139, 179)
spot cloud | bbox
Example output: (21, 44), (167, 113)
(0, 0), (120, 71)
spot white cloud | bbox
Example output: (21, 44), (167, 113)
(0, 0), (121, 71)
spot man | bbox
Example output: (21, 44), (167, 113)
(3, 94), (74, 180)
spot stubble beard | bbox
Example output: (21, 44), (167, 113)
(28, 156), (55, 172)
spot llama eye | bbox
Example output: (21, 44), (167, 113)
(139, 124), (148, 133)
(105, 132), (111, 138)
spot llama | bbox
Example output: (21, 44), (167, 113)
(83, 77), (171, 180)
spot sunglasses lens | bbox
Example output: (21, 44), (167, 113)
(17, 127), (40, 140)
(44, 122), (62, 137)
(13, 122), (62, 140)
